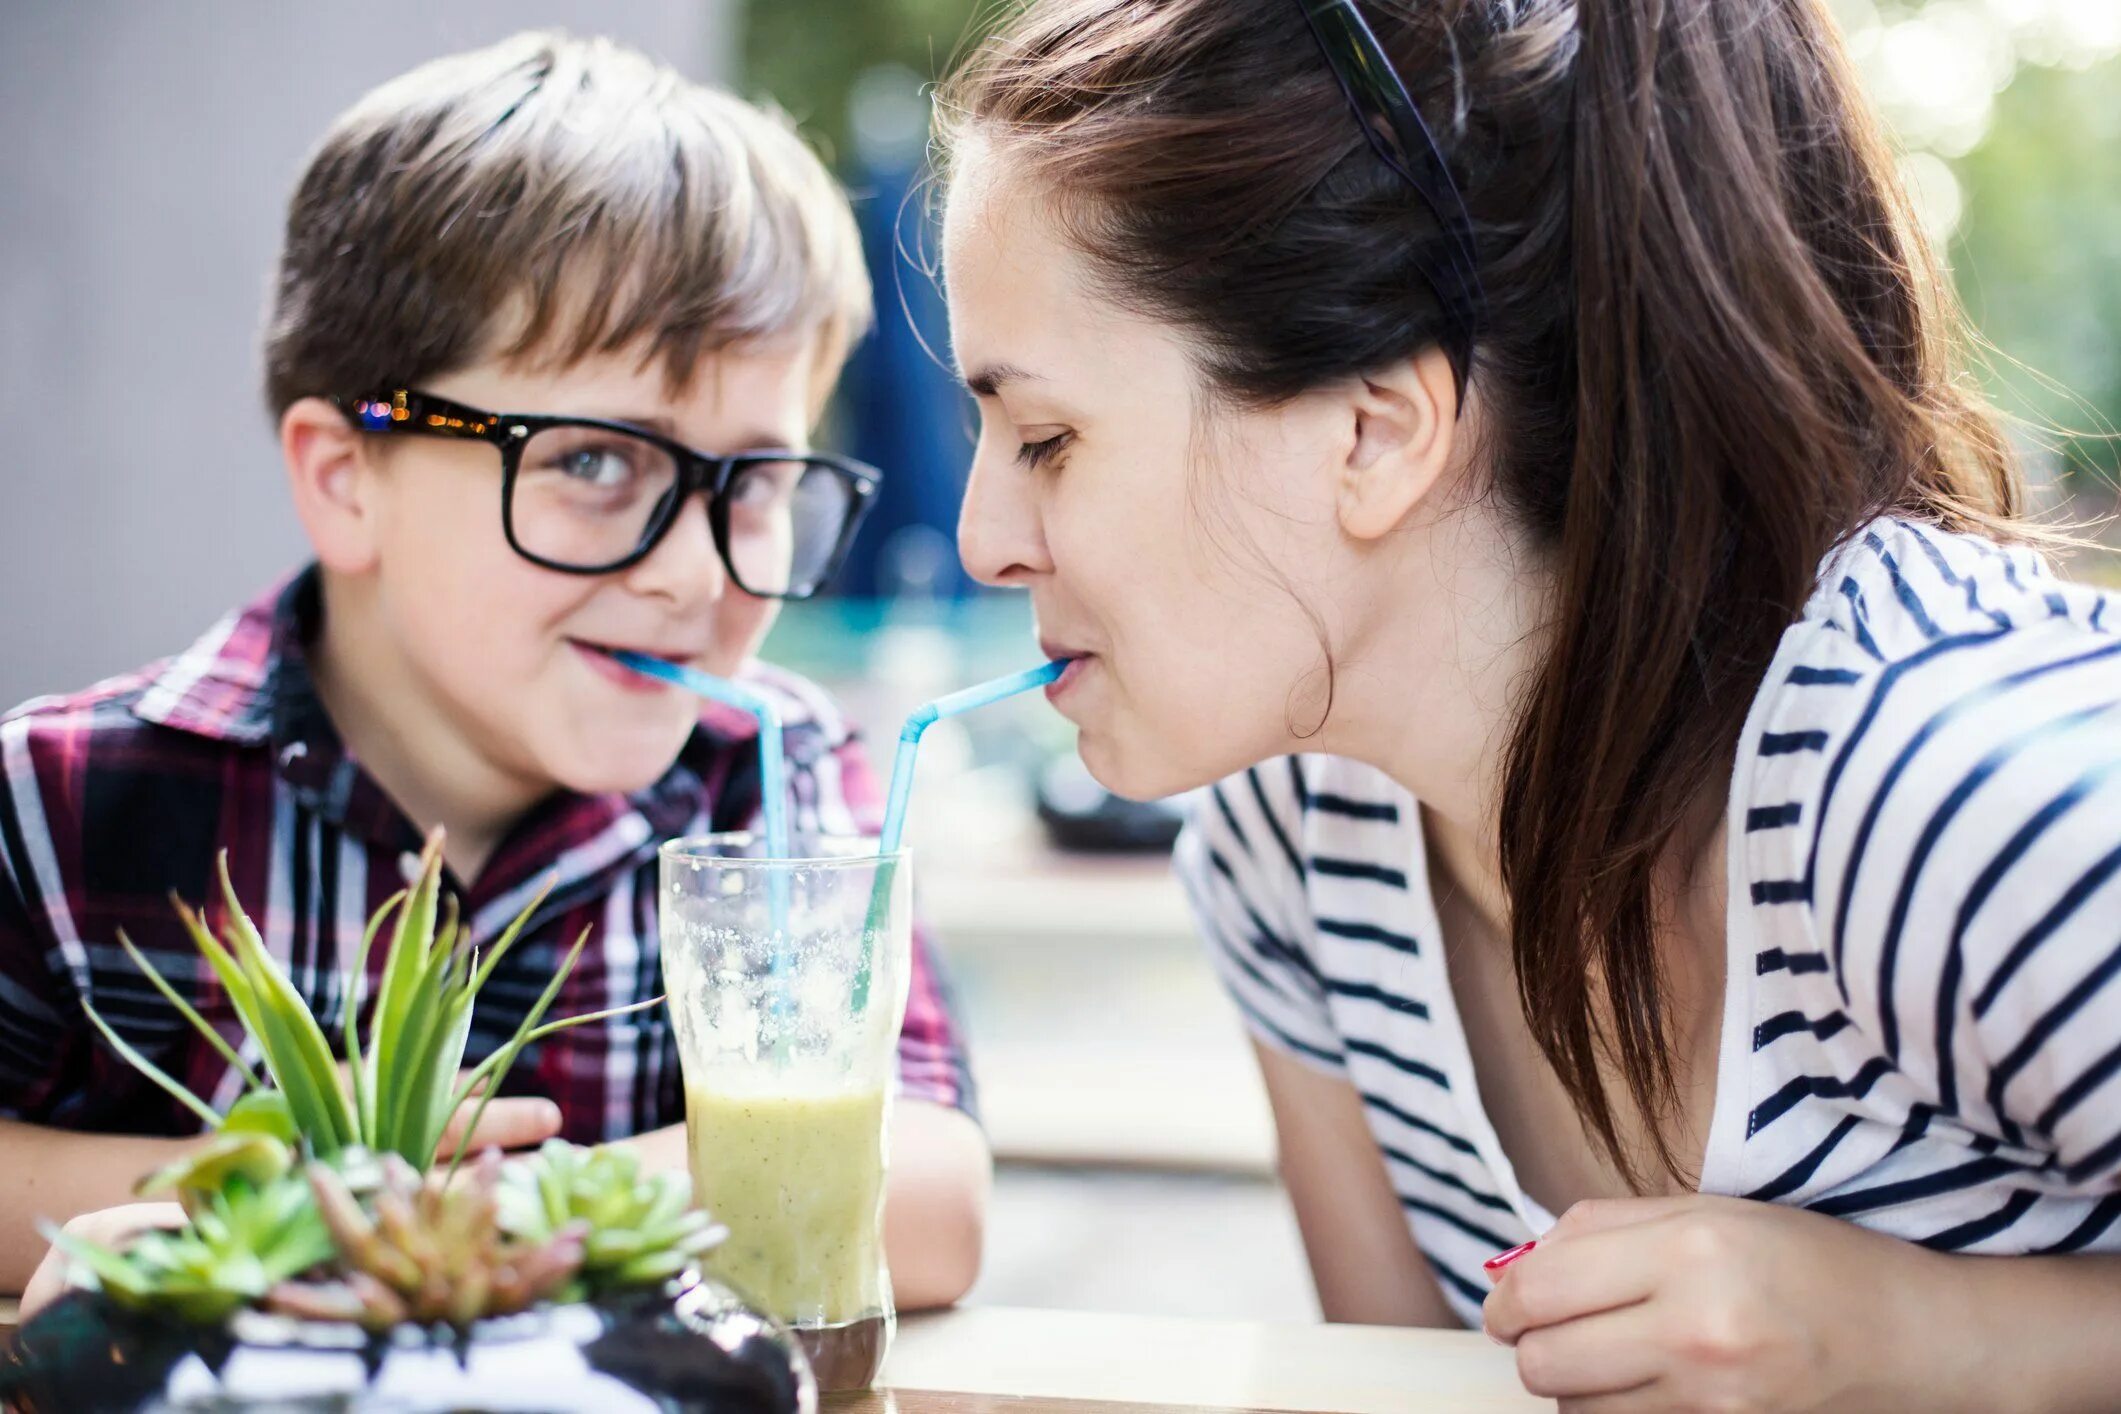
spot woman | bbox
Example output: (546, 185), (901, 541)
(938, 0), (2121, 1408)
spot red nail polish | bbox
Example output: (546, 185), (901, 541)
(1483, 1239), (1537, 1274)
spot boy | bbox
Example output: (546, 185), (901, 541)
(0, 32), (986, 1307)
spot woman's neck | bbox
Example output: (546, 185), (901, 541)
(1309, 496), (1550, 916)
(308, 576), (546, 883)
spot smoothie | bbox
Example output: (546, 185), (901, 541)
(684, 1078), (890, 1327)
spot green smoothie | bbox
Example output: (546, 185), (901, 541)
(685, 1077), (889, 1326)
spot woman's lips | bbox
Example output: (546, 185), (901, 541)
(1044, 654), (1093, 702)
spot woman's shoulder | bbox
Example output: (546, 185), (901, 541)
(1735, 518), (2121, 1127)
(1740, 517), (2121, 898)
(1742, 519), (2118, 812)
(1797, 517), (2112, 654)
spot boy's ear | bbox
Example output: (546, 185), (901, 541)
(280, 398), (380, 574)
(1334, 346), (1460, 543)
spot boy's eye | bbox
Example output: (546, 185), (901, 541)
(553, 445), (637, 489)
(521, 431), (662, 493)
(729, 461), (799, 508)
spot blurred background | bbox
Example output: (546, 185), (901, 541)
(3, 0), (2117, 1324)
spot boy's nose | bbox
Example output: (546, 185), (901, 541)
(622, 492), (729, 606)
(958, 452), (1053, 589)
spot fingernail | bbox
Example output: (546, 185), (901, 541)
(1482, 1239), (1536, 1274)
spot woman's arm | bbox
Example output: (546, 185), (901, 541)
(1254, 1040), (1457, 1327)
(615, 1097), (989, 1312)
(1484, 1193), (2121, 1412)
(1936, 1246), (2121, 1414)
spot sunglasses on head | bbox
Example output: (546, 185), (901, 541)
(1294, 0), (1485, 399)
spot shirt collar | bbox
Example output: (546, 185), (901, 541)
(129, 570), (303, 747)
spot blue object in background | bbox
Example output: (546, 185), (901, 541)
(833, 66), (978, 601)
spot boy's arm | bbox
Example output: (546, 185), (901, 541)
(0, 1118), (207, 1295)
(0, 828), (202, 1296)
(0, 797), (170, 1295)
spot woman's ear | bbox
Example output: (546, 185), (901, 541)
(281, 398), (381, 575)
(1335, 346), (1460, 542)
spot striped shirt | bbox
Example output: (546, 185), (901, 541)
(1178, 518), (2121, 1326)
(0, 568), (974, 1140)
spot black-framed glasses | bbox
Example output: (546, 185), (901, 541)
(333, 388), (879, 600)
(1295, 0), (1485, 396)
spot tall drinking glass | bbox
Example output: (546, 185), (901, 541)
(660, 833), (911, 1393)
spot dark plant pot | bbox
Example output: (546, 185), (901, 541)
(0, 1273), (815, 1413)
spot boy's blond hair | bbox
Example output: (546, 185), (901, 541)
(263, 31), (871, 412)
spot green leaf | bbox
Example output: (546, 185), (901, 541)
(443, 927), (592, 1180)
(372, 839), (444, 1115)
(222, 1090), (297, 1143)
(409, 996), (476, 1167)
(172, 896), (262, 1042)
(465, 875), (558, 997)
(239, 988), (344, 1157)
(37, 1220), (154, 1299)
(135, 1133), (293, 1202)
(344, 888), (407, 1150)
(606, 1248), (690, 1285)
(390, 982), (470, 1166)
(81, 1000), (221, 1129)
(115, 929), (262, 1092)
(220, 855), (354, 1151)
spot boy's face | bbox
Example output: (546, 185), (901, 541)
(345, 342), (820, 799)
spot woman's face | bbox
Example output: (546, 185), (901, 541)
(945, 147), (1373, 800)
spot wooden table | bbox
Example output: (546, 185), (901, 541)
(1, 1299), (1548, 1411)
(833, 1306), (1549, 1414)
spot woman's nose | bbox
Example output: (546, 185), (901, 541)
(958, 444), (1053, 589)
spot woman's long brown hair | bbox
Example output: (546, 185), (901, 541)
(938, 0), (2024, 1183)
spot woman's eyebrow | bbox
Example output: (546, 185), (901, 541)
(961, 361), (1040, 397)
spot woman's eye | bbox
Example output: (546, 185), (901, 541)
(1015, 432), (1072, 470)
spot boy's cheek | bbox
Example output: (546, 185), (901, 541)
(707, 596), (780, 676)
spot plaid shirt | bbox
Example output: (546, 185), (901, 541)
(0, 569), (974, 1140)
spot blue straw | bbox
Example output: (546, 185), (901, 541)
(878, 659), (1068, 854)
(852, 659), (1068, 1013)
(612, 652), (790, 865)
(611, 652), (792, 980)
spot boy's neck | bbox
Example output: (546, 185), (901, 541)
(307, 575), (546, 884)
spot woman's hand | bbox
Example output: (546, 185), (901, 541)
(1482, 1195), (1974, 1412)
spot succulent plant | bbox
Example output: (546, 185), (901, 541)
(261, 1150), (587, 1330)
(46, 831), (712, 1330)
(499, 1139), (727, 1294)
(41, 1135), (332, 1325)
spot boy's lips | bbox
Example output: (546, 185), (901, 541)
(567, 639), (704, 695)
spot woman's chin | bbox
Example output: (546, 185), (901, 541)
(1077, 730), (1200, 804)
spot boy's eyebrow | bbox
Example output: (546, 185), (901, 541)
(585, 411), (802, 451)
(961, 362), (1039, 397)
